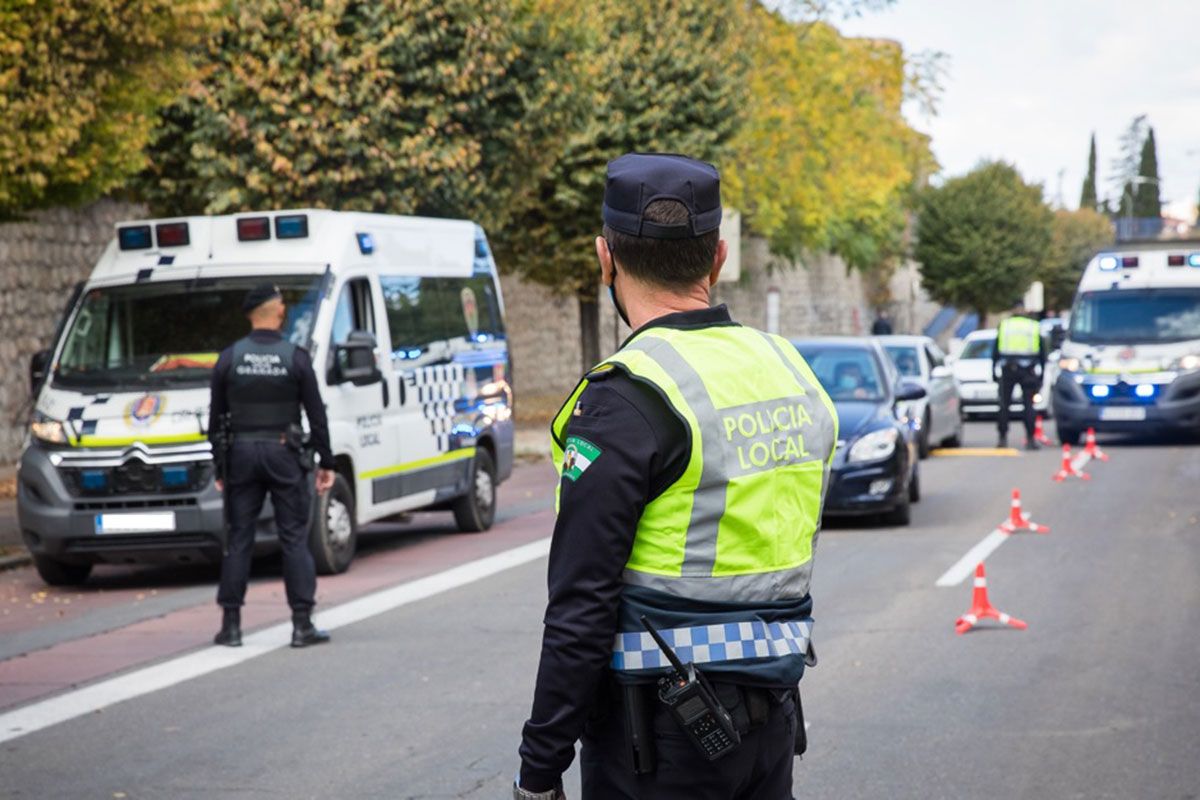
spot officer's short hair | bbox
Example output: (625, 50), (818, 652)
(603, 200), (719, 290)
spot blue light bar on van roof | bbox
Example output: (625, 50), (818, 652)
(274, 214), (308, 239)
(118, 225), (153, 251)
(1190, 253), (1200, 267)
(356, 232), (374, 255)
(1098, 255), (1118, 271)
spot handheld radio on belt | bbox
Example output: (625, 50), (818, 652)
(640, 616), (741, 760)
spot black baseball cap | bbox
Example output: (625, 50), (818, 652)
(242, 283), (282, 313)
(602, 153), (722, 239)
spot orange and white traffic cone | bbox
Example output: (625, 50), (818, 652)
(1084, 427), (1109, 462)
(1052, 444), (1090, 482)
(998, 488), (1049, 534)
(1032, 415), (1053, 446)
(955, 562), (1027, 635)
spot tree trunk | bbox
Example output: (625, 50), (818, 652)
(578, 292), (601, 372)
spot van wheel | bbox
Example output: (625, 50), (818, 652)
(453, 449), (497, 532)
(309, 473), (356, 575)
(32, 554), (92, 586)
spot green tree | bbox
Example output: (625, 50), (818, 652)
(492, 0), (748, 370)
(1042, 208), (1113, 310)
(1079, 133), (1098, 211)
(1132, 127), (1162, 219)
(0, 0), (214, 217)
(914, 161), (1053, 320)
(137, 0), (585, 236)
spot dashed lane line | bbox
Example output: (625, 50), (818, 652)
(0, 536), (552, 745)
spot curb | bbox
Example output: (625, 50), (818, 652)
(0, 550), (31, 572)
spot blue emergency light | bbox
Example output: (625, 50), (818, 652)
(1190, 253), (1200, 267)
(1135, 384), (1155, 398)
(118, 225), (153, 251)
(356, 232), (375, 255)
(275, 214), (309, 239)
(1090, 385), (1110, 398)
(80, 470), (108, 491)
(1098, 255), (1118, 271)
(161, 465), (190, 488)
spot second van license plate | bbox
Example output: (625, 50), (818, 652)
(1099, 407), (1146, 421)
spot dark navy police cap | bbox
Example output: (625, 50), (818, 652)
(602, 153), (722, 239)
(242, 283), (282, 313)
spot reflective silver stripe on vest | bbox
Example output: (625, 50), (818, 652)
(611, 619), (814, 671)
(621, 336), (729, 578)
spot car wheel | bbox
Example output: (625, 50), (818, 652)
(917, 411), (932, 459)
(883, 494), (912, 526)
(908, 465), (921, 503)
(1058, 426), (1081, 447)
(309, 473), (357, 575)
(943, 415), (964, 448)
(452, 448), (497, 532)
(32, 554), (92, 586)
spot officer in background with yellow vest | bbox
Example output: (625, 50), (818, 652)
(992, 302), (1047, 449)
(515, 154), (838, 800)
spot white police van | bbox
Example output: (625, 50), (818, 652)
(19, 210), (514, 585)
(1052, 240), (1200, 444)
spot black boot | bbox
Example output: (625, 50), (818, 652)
(997, 432), (1007, 448)
(214, 608), (242, 647)
(1025, 438), (1041, 451)
(291, 612), (331, 648)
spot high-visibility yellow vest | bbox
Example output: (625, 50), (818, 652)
(551, 323), (838, 676)
(996, 316), (1041, 357)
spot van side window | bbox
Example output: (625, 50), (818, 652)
(381, 274), (504, 360)
(331, 278), (375, 346)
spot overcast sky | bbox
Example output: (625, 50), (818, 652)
(838, 0), (1200, 214)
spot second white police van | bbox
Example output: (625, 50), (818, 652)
(19, 210), (514, 585)
(1053, 239), (1200, 443)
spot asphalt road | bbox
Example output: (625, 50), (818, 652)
(1, 422), (1198, 799)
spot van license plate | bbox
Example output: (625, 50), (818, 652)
(95, 512), (177, 534)
(1099, 407), (1146, 422)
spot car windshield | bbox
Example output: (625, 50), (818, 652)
(794, 344), (885, 401)
(884, 345), (921, 377)
(1070, 288), (1200, 345)
(54, 275), (323, 390)
(959, 337), (994, 359)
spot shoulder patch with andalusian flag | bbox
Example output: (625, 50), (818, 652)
(562, 435), (602, 482)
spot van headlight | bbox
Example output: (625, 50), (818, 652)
(30, 414), (68, 444)
(1170, 354), (1200, 372)
(1058, 356), (1081, 372)
(848, 428), (898, 463)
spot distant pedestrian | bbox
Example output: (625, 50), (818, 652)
(993, 302), (1047, 450)
(209, 284), (336, 648)
(871, 310), (894, 335)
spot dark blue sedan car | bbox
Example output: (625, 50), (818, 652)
(792, 337), (925, 525)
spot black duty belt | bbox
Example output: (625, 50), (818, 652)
(230, 431), (288, 444)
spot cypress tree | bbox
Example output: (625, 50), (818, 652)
(1133, 127), (1162, 219)
(1079, 133), (1098, 211)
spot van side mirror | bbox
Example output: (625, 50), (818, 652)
(331, 331), (382, 386)
(30, 349), (51, 396)
(895, 380), (927, 402)
(930, 365), (952, 379)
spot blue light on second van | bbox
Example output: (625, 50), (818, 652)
(1134, 384), (1155, 398)
(356, 233), (374, 255)
(1090, 385), (1110, 398)
(1189, 253), (1200, 267)
(1098, 255), (1118, 271)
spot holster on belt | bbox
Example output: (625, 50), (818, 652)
(622, 683), (656, 775)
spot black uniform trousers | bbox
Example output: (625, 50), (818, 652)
(996, 362), (1041, 439)
(580, 683), (799, 800)
(217, 439), (316, 613)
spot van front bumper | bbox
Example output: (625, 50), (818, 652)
(16, 444), (278, 566)
(1052, 371), (1200, 434)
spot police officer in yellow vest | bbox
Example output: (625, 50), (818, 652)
(515, 154), (838, 800)
(992, 303), (1047, 449)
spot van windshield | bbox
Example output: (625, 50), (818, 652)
(1070, 288), (1200, 345)
(54, 275), (323, 390)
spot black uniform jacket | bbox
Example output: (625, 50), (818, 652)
(518, 306), (736, 791)
(209, 329), (335, 469)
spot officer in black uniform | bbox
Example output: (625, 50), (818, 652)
(210, 283), (336, 648)
(515, 155), (834, 800)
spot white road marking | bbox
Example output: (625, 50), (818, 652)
(935, 529), (1009, 588)
(0, 537), (552, 745)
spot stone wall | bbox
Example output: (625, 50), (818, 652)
(0, 201), (147, 464)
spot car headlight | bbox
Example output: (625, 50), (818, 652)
(1170, 354), (1200, 372)
(848, 428), (898, 463)
(1058, 357), (1081, 372)
(30, 414), (68, 444)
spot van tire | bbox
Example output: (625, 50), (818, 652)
(309, 473), (356, 575)
(32, 554), (92, 586)
(453, 449), (497, 533)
